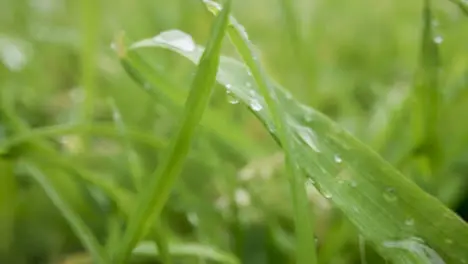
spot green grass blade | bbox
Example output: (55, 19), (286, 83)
(410, 0), (441, 170)
(116, 35), (263, 160)
(0, 123), (165, 154)
(133, 241), (240, 264)
(111, 3), (231, 263)
(125, 25), (468, 264)
(203, 2), (317, 263)
(108, 98), (145, 190)
(24, 163), (108, 264)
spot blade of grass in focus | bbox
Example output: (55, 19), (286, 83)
(127, 23), (468, 264)
(202, 1), (317, 263)
(111, 3), (231, 262)
(108, 99), (172, 264)
(117, 38), (263, 160)
(24, 163), (108, 264)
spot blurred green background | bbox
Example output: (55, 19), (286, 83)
(1, 0), (468, 263)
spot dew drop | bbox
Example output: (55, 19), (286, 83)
(405, 218), (414, 226)
(350, 181), (358, 188)
(295, 125), (320, 152)
(334, 154), (342, 164)
(250, 98), (263, 111)
(246, 82), (252, 88)
(322, 191), (332, 199)
(247, 70), (252, 76)
(433, 35), (443, 44)
(445, 239), (453, 245)
(383, 187), (397, 202)
(226, 90), (239, 104)
(226, 83), (232, 89)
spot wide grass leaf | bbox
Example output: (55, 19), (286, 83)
(128, 20), (468, 264)
(111, 3), (231, 263)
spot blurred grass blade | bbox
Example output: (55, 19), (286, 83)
(112, 3), (231, 263)
(108, 98), (145, 190)
(0, 158), (15, 254)
(126, 23), (468, 264)
(0, 123), (165, 154)
(410, 0), (441, 169)
(24, 163), (108, 264)
(133, 241), (240, 264)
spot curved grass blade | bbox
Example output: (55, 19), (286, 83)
(130, 29), (318, 264)
(0, 123), (165, 154)
(116, 35), (263, 160)
(24, 163), (108, 264)
(127, 26), (468, 264)
(111, 3), (232, 263)
(133, 241), (239, 264)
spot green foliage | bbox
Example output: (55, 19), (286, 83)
(1, 0), (468, 263)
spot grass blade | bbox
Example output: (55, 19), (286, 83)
(410, 0), (441, 170)
(116, 34), (263, 160)
(126, 25), (468, 264)
(202, 1), (317, 263)
(24, 163), (108, 264)
(111, 3), (232, 262)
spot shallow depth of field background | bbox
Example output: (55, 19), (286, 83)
(1, 0), (468, 263)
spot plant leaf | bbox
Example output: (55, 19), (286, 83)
(111, 3), (232, 263)
(127, 23), (468, 264)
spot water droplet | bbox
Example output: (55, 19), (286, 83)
(322, 190), (332, 199)
(334, 154), (342, 163)
(295, 125), (320, 152)
(383, 187), (397, 202)
(247, 70), (252, 76)
(405, 218), (414, 226)
(226, 90), (239, 104)
(445, 239), (453, 245)
(250, 98), (263, 111)
(433, 35), (443, 44)
(305, 115), (313, 122)
(235, 188), (251, 207)
(350, 181), (358, 188)
(226, 83), (232, 89)
(246, 82), (252, 88)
